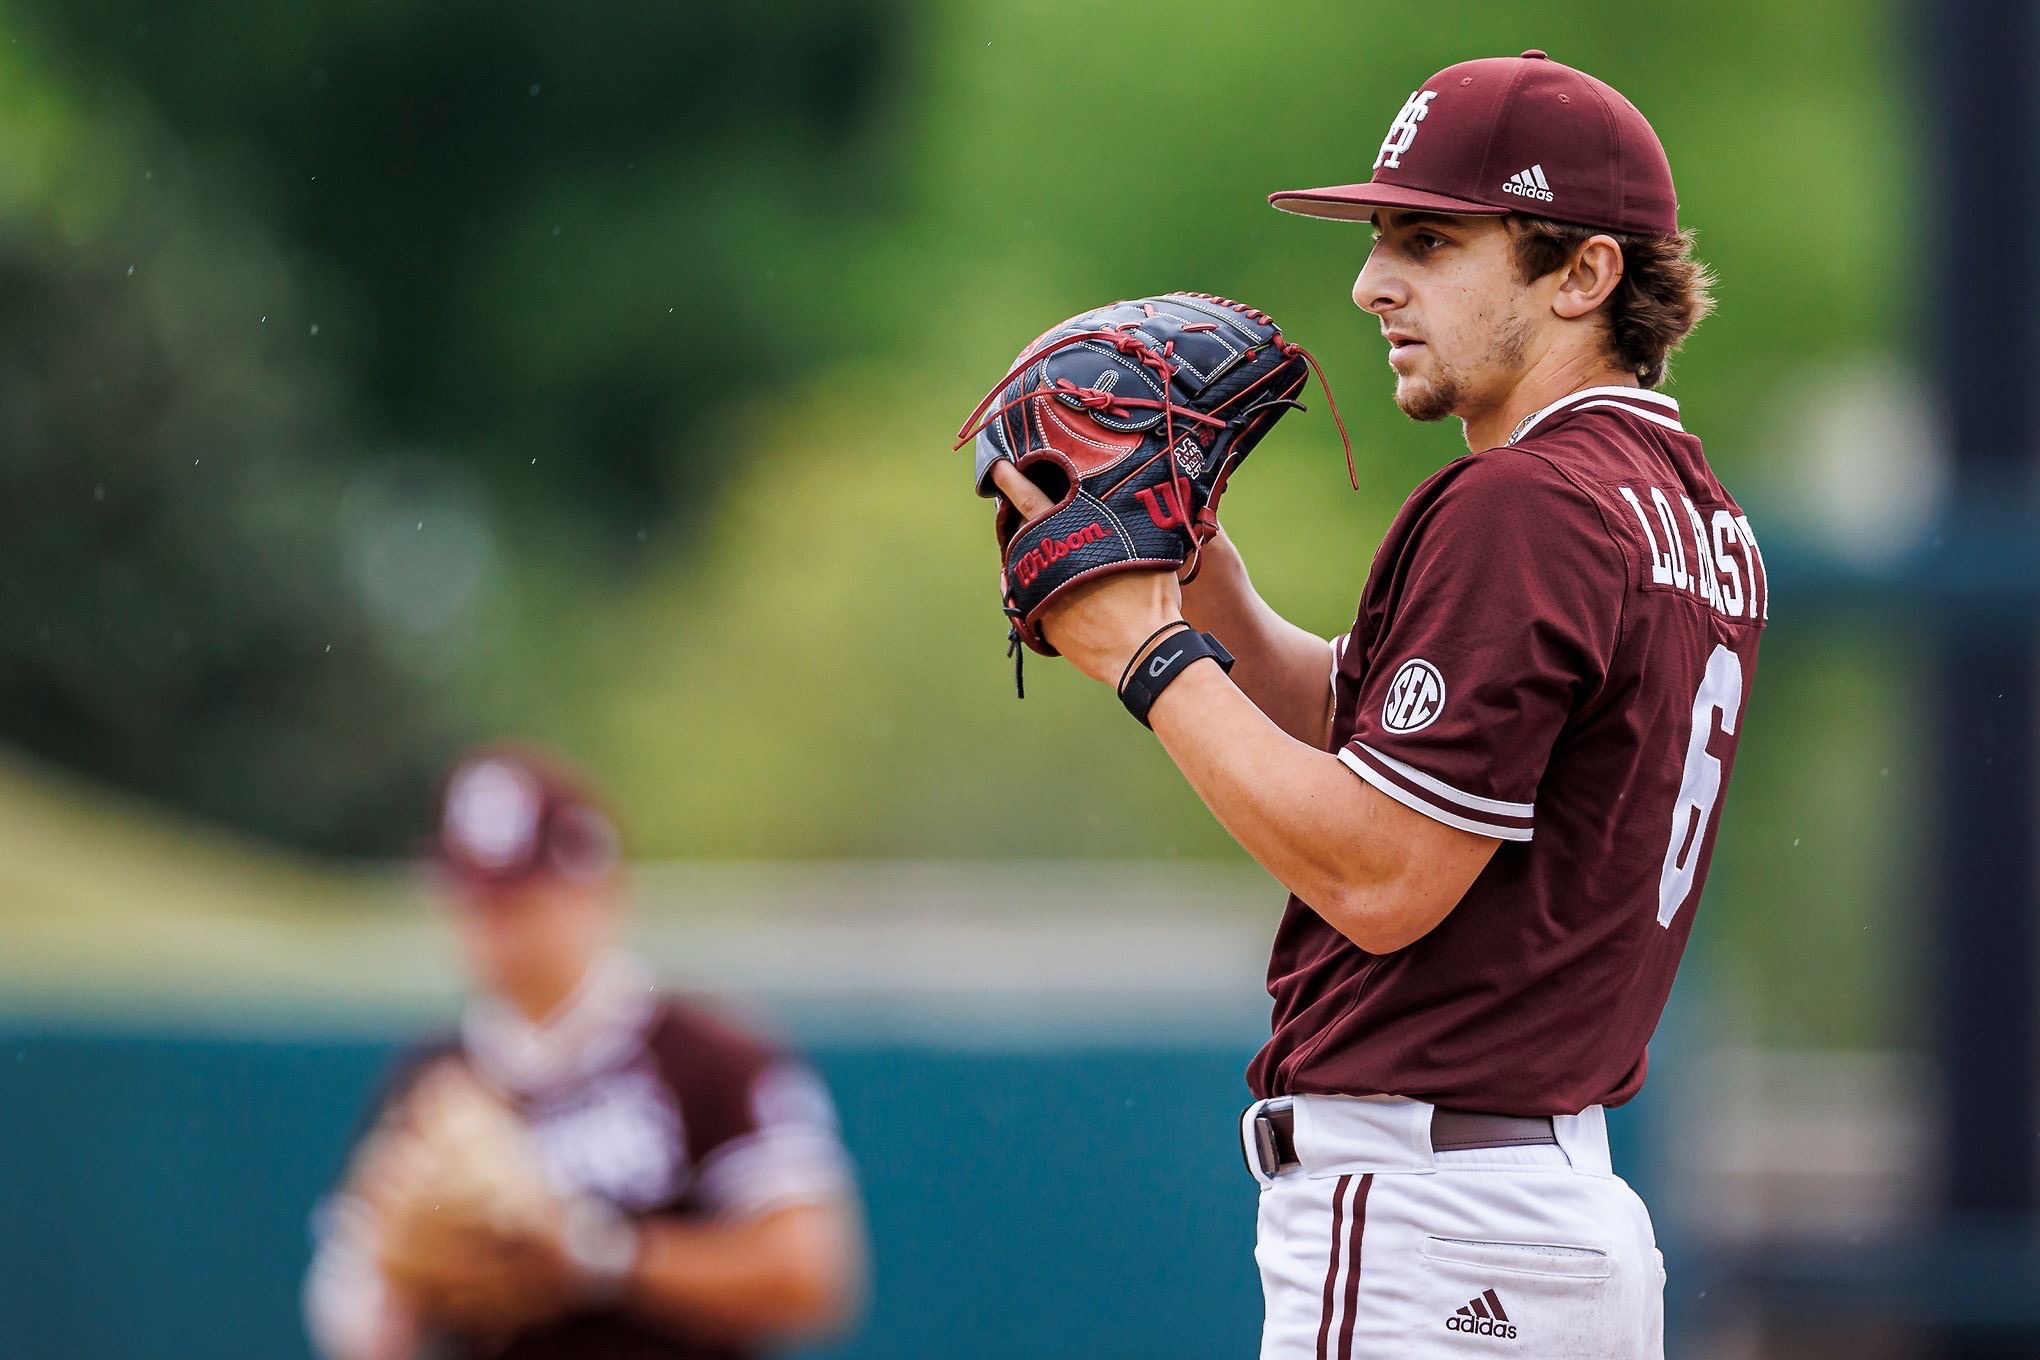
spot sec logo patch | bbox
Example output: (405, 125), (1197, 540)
(1382, 658), (1446, 733)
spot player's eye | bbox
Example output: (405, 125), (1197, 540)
(1410, 231), (1446, 255)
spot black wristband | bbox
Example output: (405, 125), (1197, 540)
(1117, 621), (1193, 696)
(1118, 629), (1234, 728)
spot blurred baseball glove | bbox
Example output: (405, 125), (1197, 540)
(349, 1061), (571, 1335)
(955, 292), (1349, 693)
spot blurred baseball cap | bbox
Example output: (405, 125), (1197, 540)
(1269, 50), (1678, 236)
(433, 744), (621, 893)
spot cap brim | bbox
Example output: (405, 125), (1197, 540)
(1268, 181), (1508, 222)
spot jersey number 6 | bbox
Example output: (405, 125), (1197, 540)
(1658, 644), (1745, 928)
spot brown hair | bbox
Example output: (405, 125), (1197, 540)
(1507, 217), (1716, 388)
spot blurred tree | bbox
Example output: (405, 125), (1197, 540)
(0, 1), (909, 853)
(24, 0), (911, 539)
(0, 220), (462, 853)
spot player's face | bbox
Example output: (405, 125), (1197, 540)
(1352, 211), (1536, 424)
(446, 876), (618, 1004)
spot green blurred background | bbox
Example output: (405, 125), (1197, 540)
(0, 0), (1979, 1356)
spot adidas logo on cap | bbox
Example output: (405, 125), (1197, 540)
(1501, 164), (1554, 202)
(1445, 1287), (1518, 1339)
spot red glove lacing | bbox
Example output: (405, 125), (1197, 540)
(954, 298), (1355, 694)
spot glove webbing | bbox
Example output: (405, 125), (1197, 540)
(956, 317), (1223, 584)
(957, 298), (1357, 697)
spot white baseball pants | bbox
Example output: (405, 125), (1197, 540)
(1244, 1095), (1665, 1359)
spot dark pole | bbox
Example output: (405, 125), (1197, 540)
(1927, 1), (2039, 1355)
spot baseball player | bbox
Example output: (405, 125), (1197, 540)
(985, 50), (1756, 1358)
(303, 745), (864, 1360)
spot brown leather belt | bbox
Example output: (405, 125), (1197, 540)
(1247, 1100), (1556, 1179)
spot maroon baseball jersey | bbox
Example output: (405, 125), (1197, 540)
(311, 963), (852, 1360)
(1247, 386), (1766, 1115)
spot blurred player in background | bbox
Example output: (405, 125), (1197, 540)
(303, 745), (864, 1360)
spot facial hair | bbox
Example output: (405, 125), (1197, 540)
(1395, 371), (1461, 423)
(1392, 312), (1533, 424)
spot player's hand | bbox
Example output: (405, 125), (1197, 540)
(348, 1062), (579, 1336)
(991, 461), (1184, 686)
(387, 1223), (577, 1334)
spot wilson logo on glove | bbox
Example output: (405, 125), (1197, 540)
(956, 292), (1353, 697)
(1012, 523), (1113, 587)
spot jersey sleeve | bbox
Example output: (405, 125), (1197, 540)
(303, 1040), (460, 1358)
(656, 1006), (856, 1220)
(1340, 451), (1623, 841)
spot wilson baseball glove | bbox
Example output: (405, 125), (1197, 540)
(955, 292), (1349, 694)
(348, 1061), (572, 1335)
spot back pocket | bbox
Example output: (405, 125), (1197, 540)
(1421, 1235), (1614, 1280)
(1412, 1236), (1633, 1358)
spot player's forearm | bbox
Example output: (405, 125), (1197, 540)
(1145, 656), (1498, 951)
(1145, 662), (1416, 941)
(1181, 531), (1335, 746)
(623, 1202), (860, 1342)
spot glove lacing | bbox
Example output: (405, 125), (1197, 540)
(957, 298), (1354, 696)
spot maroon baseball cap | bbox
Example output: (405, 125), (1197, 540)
(433, 744), (621, 892)
(1270, 50), (1678, 236)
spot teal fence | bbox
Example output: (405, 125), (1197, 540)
(0, 1022), (1655, 1358)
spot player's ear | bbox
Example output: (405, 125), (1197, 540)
(1550, 234), (1625, 320)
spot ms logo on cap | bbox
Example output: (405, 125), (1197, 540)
(1374, 90), (1437, 171)
(444, 758), (543, 869)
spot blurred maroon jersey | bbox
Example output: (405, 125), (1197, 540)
(1249, 386), (1767, 1116)
(310, 959), (853, 1360)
